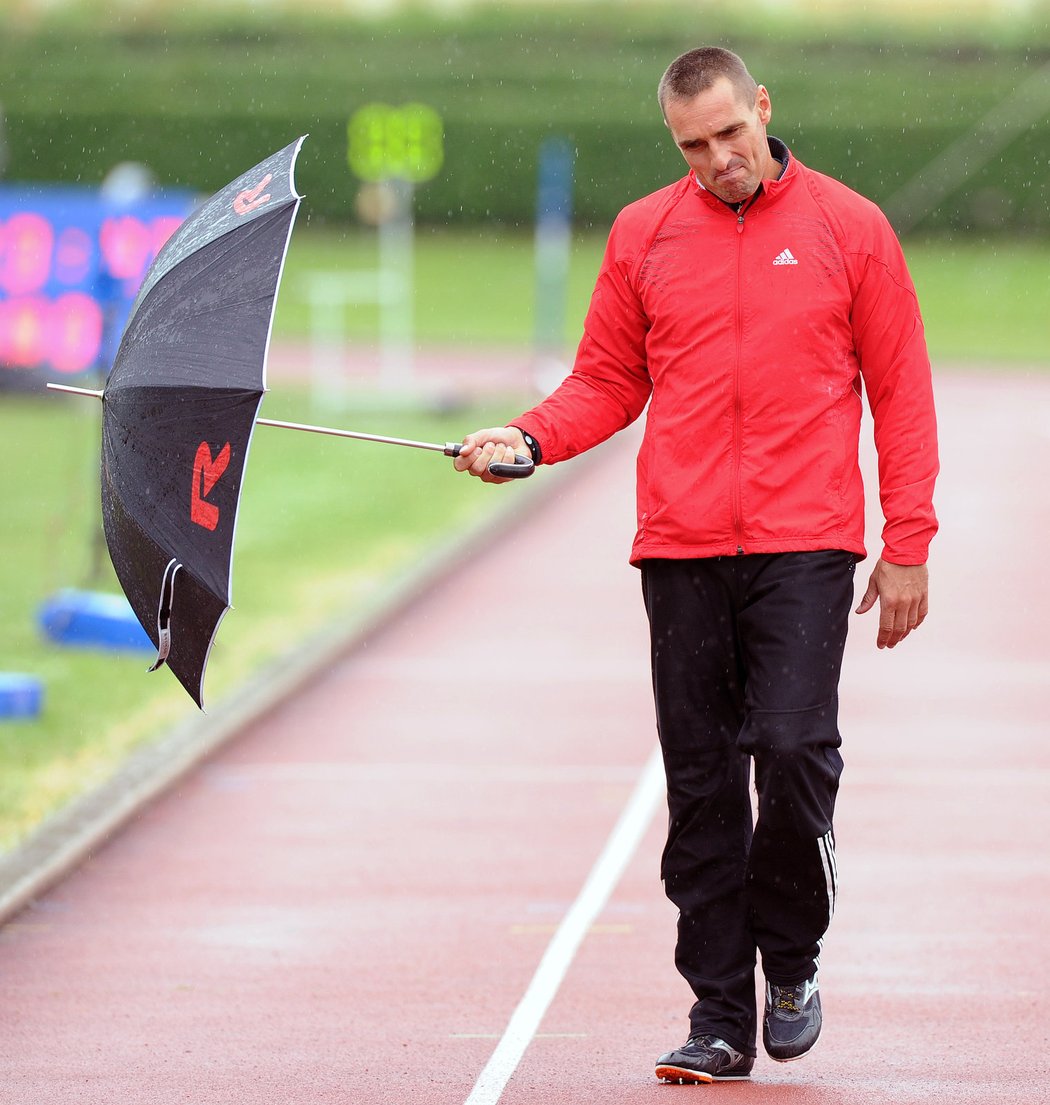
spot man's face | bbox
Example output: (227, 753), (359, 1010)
(663, 77), (776, 204)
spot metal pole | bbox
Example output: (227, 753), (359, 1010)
(257, 418), (532, 478)
(533, 138), (574, 392)
(46, 383), (104, 399)
(42, 387), (533, 476)
(378, 178), (414, 392)
(257, 416), (450, 454)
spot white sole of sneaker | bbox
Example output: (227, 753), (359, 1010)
(767, 1035), (820, 1063)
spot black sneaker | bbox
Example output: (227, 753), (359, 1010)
(763, 975), (822, 1061)
(655, 1035), (754, 1084)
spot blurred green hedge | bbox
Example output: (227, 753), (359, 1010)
(1, 6), (1047, 235)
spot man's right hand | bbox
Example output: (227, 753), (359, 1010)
(454, 427), (529, 484)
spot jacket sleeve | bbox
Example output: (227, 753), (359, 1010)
(512, 217), (653, 463)
(848, 215), (939, 565)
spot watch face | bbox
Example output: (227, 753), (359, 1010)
(510, 426), (541, 464)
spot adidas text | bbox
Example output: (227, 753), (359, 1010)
(773, 248), (799, 266)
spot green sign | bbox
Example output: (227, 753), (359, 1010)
(347, 103), (444, 184)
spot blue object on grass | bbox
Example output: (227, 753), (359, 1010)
(38, 589), (153, 652)
(0, 673), (44, 720)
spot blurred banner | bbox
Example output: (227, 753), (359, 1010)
(0, 184), (193, 389)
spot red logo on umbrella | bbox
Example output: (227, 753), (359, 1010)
(191, 441), (231, 530)
(233, 174), (273, 216)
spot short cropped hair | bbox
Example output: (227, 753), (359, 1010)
(658, 47), (759, 113)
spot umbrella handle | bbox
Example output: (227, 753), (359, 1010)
(444, 444), (534, 480)
(489, 454), (535, 479)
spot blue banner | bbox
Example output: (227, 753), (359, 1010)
(0, 184), (193, 385)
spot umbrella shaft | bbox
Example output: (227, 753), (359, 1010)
(46, 383), (104, 400)
(42, 398), (467, 459)
(257, 417), (454, 455)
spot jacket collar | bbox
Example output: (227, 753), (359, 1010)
(693, 136), (795, 213)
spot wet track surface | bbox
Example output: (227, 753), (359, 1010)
(1, 373), (1047, 1104)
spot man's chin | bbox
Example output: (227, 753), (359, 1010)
(706, 176), (757, 205)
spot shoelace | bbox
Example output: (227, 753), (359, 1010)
(773, 986), (802, 1014)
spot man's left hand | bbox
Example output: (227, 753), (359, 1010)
(855, 559), (929, 649)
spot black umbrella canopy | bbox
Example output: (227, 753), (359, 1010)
(100, 137), (306, 707)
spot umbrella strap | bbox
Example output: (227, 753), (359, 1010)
(148, 559), (181, 673)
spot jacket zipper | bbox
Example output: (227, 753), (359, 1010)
(731, 203), (749, 555)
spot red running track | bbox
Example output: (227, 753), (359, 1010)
(1, 373), (1048, 1104)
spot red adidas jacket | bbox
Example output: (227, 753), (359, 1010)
(514, 145), (939, 567)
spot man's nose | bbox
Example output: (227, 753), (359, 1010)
(709, 142), (733, 171)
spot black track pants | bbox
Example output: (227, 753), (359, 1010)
(641, 552), (856, 1056)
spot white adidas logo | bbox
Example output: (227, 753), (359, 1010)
(773, 248), (799, 266)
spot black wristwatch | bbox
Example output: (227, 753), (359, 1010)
(512, 427), (543, 465)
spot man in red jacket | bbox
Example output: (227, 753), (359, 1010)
(455, 46), (938, 1084)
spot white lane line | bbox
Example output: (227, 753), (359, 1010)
(463, 745), (665, 1105)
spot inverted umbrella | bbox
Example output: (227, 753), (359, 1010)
(49, 136), (532, 708)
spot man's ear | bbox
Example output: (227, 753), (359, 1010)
(756, 85), (773, 125)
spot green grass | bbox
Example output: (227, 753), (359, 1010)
(277, 224), (1050, 365)
(904, 240), (1050, 364)
(0, 388), (526, 851)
